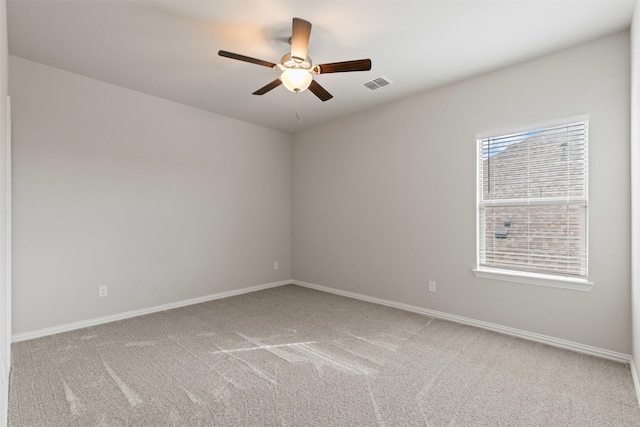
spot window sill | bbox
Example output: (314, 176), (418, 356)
(472, 268), (593, 292)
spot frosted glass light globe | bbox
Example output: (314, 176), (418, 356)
(281, 69), (312, 92)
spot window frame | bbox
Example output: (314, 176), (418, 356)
(473, 116), (593, 292)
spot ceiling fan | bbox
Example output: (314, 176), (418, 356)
(218, 18), (372, 102)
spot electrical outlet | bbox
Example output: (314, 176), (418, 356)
(98, 285), (108, 297)
(274, 262), (279, 270)
(428, 281), (436, 292)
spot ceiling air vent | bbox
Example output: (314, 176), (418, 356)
(362, 75), (393, 91)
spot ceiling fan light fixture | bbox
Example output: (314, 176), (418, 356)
(281, 69), (312, 92)
(219, 18), (372, 104)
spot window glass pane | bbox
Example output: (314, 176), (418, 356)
(481, 123), (587, 201)
(480, 204), (586, 277)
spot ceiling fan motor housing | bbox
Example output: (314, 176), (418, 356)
(280, 53), (312, 70)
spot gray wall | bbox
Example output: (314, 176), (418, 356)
(10, 56), (292, 334)
(292, 31), (631, 354)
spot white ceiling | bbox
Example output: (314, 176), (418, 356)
(7, 0), (637, 134)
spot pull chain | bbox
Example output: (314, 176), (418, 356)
(295, 89), (301, 122)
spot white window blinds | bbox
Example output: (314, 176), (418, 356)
(478, 120), (588, 279)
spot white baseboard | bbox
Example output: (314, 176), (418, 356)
(13, 277), (634, 366)
(12, 280), (291, 343)
(10, 278), (638, 405)
(631, 358), (640, 407)
(293, 280), (632, 364)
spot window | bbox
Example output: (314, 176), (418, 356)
(474, 119), (590, 290)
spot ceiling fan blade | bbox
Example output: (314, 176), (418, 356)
(313, 59), (372, 74)
(291, 18), (312, 62)
(308, 80), (333, 102)
(218, 50), (277, 68)
(253, 79), (283, 95)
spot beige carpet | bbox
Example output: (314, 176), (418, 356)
(8, 285), (640, 426)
